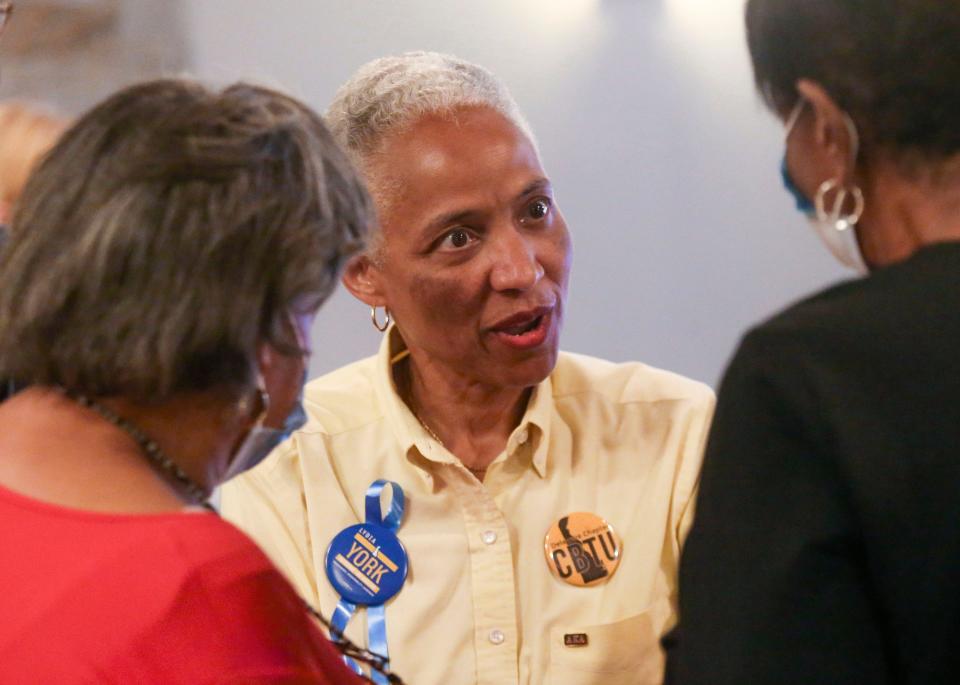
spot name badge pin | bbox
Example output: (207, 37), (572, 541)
(324, 480), (408, 684)
(543, 512), (622, 587)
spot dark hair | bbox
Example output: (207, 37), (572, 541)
(0, 78), (372, 402)
(746, 0), (960, 165)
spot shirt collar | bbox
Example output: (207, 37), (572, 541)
(517, 374), (551, 478)
(371, 325), (553, 479)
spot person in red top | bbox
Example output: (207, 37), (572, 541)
(1, 489), (352, 683)
(0, 78), (390, 683)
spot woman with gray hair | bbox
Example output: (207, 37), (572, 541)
(223, 52), (713, 685)
(0, 78), (388, 683)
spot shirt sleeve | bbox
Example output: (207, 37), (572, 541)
(666, 328), (888, 685)
(115, 526), (364, 685)
(196, 560), (365, 685)
(672, 387), (716, 553)
(220, 439), (319, 605)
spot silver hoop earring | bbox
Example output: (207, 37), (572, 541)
(815, 178), (865, 232)
(371, 306), (391, 333)
(235, 378), (270, 425)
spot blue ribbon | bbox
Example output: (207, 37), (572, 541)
(331, 480), (405, 683)
(366, 479), (405, 531)
(367, 604), (390, 684)
(330, 599), (363, 676)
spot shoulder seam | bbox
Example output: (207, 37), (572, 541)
(552, 387), (713, 406)
(296, 413), (387, 439)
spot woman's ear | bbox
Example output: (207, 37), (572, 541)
(253, 339), (302, 427)
(342, 252), (388, 308)
(796, 79), (857, 176)
(255, 341), (276, 380)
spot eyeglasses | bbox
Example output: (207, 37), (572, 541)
(0, 2), (12, 39)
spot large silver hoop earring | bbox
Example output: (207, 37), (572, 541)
(371, 306), (391, 333)
(815, 178), (865, 232)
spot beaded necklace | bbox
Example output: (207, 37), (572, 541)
(60, 388), (404, 683)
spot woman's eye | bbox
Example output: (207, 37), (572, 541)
(438, 228), (475, 251)
(525, 198), (551, 221)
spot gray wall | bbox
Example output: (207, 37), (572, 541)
(0, 0), (187, 115)
(185, 0), (849, 387)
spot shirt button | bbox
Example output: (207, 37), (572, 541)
(517, 429), (529, 444)
(481, 530), (497, 545)
(488, 629), (505, 645)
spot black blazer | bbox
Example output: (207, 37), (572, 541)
(666, 242), (960, 685)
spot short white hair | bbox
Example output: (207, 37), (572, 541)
(325, 51), (537, 170)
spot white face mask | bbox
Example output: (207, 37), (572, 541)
(810, 180), (868, 274)
(782, 99), (869, 275)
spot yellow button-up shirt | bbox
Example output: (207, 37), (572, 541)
(221, 330), (714, 685)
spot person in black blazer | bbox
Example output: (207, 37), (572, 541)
(665, 1), (960, 684)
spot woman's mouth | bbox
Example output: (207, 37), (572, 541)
(490, 310), (552, 350)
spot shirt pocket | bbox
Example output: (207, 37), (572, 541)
(548, 597), (672, 685)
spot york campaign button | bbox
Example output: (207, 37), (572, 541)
(325, 523), (408, 606)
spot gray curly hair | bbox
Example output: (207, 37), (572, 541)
(325, 51), (536, 250)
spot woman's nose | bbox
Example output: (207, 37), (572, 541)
(489, 226), (544, 292)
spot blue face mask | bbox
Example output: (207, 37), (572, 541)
(279, 370), (309, 438)
(221, 370), (308, 483)
(780, 156), (815, 215)
(221, 316), (312, 483)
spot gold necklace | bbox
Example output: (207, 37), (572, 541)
(414, 411), (445, 447)
(414, 412), (487, 479)
(399, 356), (487, 478)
